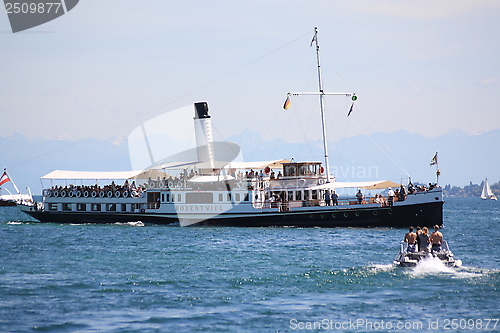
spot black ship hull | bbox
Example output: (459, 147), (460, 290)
(22, 200), (443, 228)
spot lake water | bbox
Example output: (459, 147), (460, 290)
(1, 197), (499, 332)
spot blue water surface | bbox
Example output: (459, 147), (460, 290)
(0, 197), (499, 333)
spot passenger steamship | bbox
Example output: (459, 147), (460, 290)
(18, 28), (443, 227)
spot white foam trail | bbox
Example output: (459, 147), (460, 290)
(115, 221), (145, 227)
(411, 256), (455, 275)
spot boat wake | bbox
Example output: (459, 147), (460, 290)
(410, 256), (456, 275)
(115, 221), (145, 227)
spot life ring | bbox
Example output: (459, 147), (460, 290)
(168, 181), (174, 188)
(115, 191), (121, 198)
(236, 181), (244, 189)
(99, 191), (105, 198)
(298, 179), (306, 187)
(176, 182), (182, 189)
(140, 192), (145, 198)
(84, 191), (89, 198)
(158, 181), (165, 188)
(318, 178), (325, 185)
(107, 191), (113, 198)
(61, 190), (67, 197)
(131, 190), (137, 197)
(68, 190), (74, 198)
(149, 181), (156, 188)
(43, 189), (51, 197)
(91, 191), (97, 198)
(122, 190), (129, 198)
(264, 180), (270, 188)
(53, 190), (59, 197)
(76, 191), (81, 198)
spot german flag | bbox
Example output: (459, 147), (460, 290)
(283, 95), (291, 110)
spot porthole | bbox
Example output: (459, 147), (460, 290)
(373, 211), (378, 216)
(321, 214), (326, 219)
(343, 212), (348, 218)
(355, 212), (360, 217)
(388, 209), (393, 215)
(332, 213), (336, 218)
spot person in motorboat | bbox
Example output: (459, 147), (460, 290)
(429, 225), (443, 254)
(417, 227), (430, 253)
(404, 226), (418, 253)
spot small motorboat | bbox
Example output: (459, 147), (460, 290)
(393, 240), (462, 268)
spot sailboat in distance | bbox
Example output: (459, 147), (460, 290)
(481, 178), (497, 200)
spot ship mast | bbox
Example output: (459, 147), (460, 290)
(312, 27), (331, 183)
(288, 27), (356, 183)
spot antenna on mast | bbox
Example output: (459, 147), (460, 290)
(286, 27), (356, 183)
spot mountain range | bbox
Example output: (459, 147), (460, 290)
(1, 129), (499, 194)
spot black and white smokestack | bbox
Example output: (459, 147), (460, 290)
(194, 102), (211, 119)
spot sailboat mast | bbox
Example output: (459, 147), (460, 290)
(312, 27), (331, 183)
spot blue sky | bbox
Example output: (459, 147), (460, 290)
(1, 0), (499, 145)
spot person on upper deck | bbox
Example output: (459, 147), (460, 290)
(324, 190), (331, 206)
(387, 188), (395, 206)
(404, 226), (418, 253)
(356, 189), (364, 204)
(331, 190), (338, 205)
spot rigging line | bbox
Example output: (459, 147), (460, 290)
(357, 104), (409, 176)
(7, 30), (314, 171)
(271, 70), (314, 160)
(324, 54), (408, 176)
(347, 108), (409, 176)
(249, 53), (315, 161)
(296, 72), (318, 159)
(324, 95), (350, 164)
(324, 57), (354, 93)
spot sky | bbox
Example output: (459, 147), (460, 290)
(1, 0), (499, 146)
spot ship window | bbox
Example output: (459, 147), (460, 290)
(166, 193), (170, 202)
(288, 191), (294, 201)
(121, 204), (127, 212)
(91, 204), (101, 212)
(62, 203), (72, 211)
(218, 193), (223, 202)
(298, 165), (307, 175)
(106, 204), (116, 212)
(284, 165), (296, 177)
(235, 193), (240, 201)
(49, 203), (57, 211)
(244, 193), (249, 201)
(227, 193), (232, 201)
(177, 194), (181, 202)
(77, 203), (86, 211)
(312, 190), (318, 200)
(295, 191), (302, 200)
(186, 192), (213, 204)
(304, 190), (310, 200)
(161, 193), (165, 202)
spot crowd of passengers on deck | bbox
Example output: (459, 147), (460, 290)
(45, 180), (146, 198)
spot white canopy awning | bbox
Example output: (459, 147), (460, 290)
(223, 159), (290, 170)
(311, 180), (401, 190)
(187, 175), (236, 183)
(41, 170), (144, 180)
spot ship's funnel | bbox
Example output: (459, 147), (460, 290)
(193, 102), (215, 172)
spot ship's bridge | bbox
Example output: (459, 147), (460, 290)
(281, 162), (323, 179)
